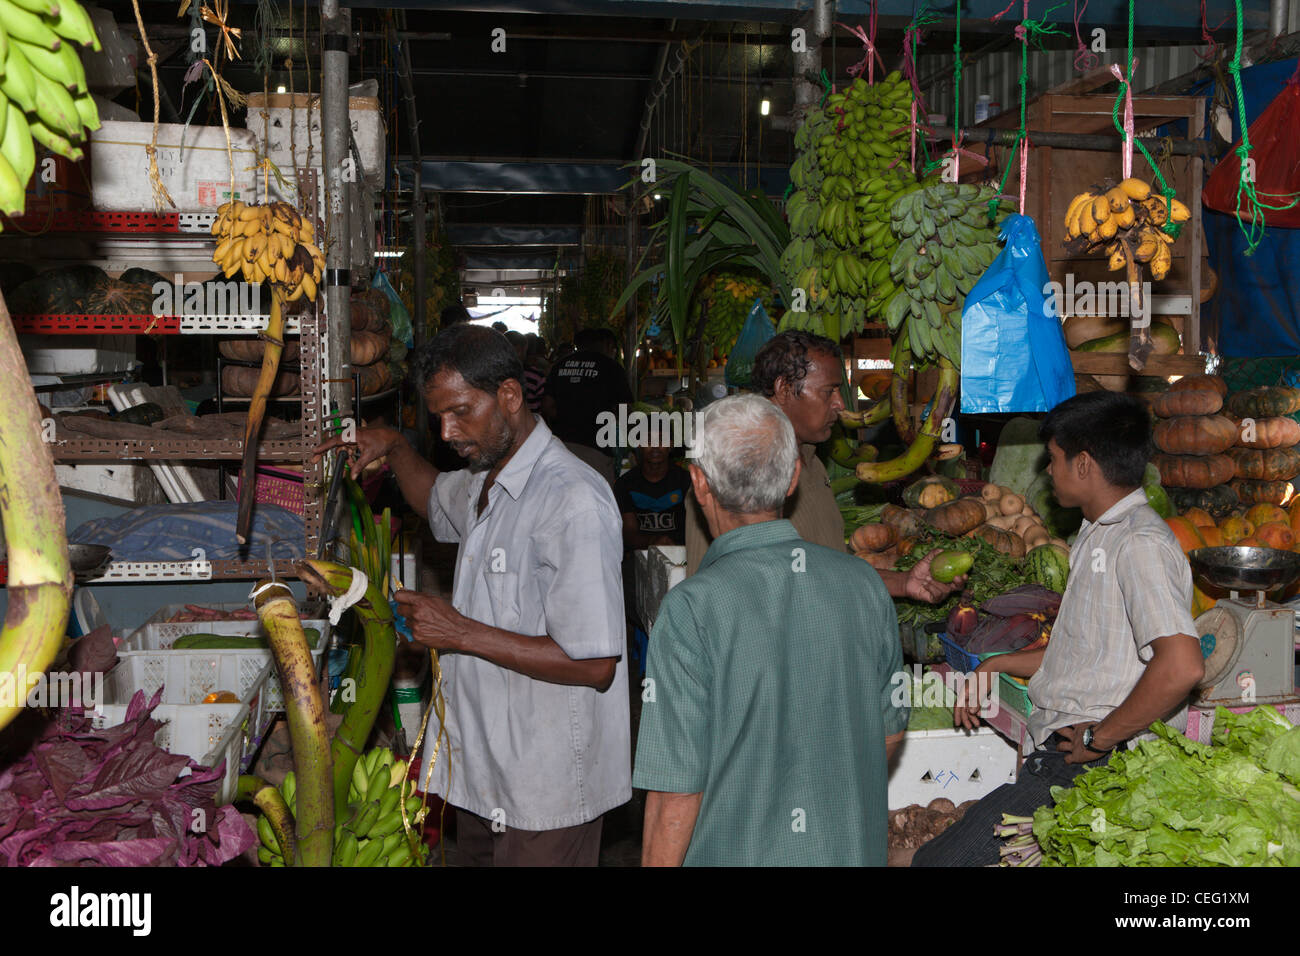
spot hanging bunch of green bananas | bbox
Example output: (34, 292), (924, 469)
(257, 748), (430, 868)
(882, 181), (1009, 369)
(0, 0), (101, 220)
(781, 71), (918, 341)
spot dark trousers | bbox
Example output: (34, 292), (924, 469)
(455, 808), (603, 867)
(911, 737), (1106, 868)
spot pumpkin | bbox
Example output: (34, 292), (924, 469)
(1255, 522), (1295, 550)
(1244, 503), (1288, 528)
(903, 475), (959, 510)
(1170, 374), (1229, 398)
(1289, 500), (1300, 537)
(85, 280), (157, 316)
(219, 338), (302, 363)
(1165, 516), (1207, 554)
(1226, 386), (1300, 420)
(1153, 453), (1236, 489)
(857, 548), (899, 570)
(924, 498), (988, 537)
(1199, 526), (1226, 547)
(1226, 447), (1300, 482)
(1236, 535), (1265, 547)
(1168, 484), (1240, 519)
(8, 264), (110, 314)
(1229, 478), (1294, 506)
(1151, 389), (1223, 418)
(1218, 515), (1255, 543)
(119, 267), (170, 289)
(850, 523), (896, 553)
(971, 523), (1026, 559)
(1152, 415), (1239, 456)
(1182, 507), (1216, 528)
(1234, 416), (1300, 449)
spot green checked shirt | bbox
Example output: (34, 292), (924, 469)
(633, 519), (907, 866)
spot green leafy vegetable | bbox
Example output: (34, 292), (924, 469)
(1032, 711), (1300, 867)
(891, 530), (1020, 628)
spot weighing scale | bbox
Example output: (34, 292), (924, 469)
(1188, 547), (1300, 706)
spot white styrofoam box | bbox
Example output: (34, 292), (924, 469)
(391, 528), (418, 592)
(90, 121), (259, 213)
(888, 727), (1019, 810)
(91, 699), (251, 805)
(635, 545), (687, 632)
(19, 334), (136, 375)
(125, 603), (329, 713)
(56, 462), (166, 506)
(82, 9), (137, 96)
(245, 92), (385, 187)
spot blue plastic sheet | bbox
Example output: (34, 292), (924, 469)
(724, 299), (776, 389)
(1189, 60), (1300, 357)
(960, 214), (1076, 414)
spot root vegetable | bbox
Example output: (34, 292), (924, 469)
(999, 493), (1025, 516)
(851, 523), (896, 553)
(980, 483), (1003, 502)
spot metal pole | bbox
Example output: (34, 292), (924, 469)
(793, 0), (831, 124)
(321, 0), (352, 423)
(396, 10), (428, 450)
(1270, 0), (1289, 37)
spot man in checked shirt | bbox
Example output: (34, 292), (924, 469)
(913, 391), (1205, 867)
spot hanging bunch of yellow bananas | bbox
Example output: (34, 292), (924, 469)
(211, 200), (326, 302)
(1063, 177), (1190, 281)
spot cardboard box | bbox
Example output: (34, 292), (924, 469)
(89, 120), (258, 212)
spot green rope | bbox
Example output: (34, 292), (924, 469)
(819, 68), (832, 107)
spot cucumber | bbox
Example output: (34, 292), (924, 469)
(171, 627), (320, 650)
(1075, 323), (1180, 355)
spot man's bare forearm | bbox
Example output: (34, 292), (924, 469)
(1090, 635), (1204, 749)
(642, 791), (702, 866)
(976, 647), (1045, 679)
(447, 619), (617, 691)
(387, 436), (440, 520)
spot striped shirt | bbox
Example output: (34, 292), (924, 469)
(1026, 488), (1198, 750)
(683, 443), (845, 575)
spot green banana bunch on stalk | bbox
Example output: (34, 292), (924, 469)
(256, 748), (430, 867)
(0, 0), (101, 221)
(882, 181), (1009, 370)
(782, 71), (918, 341)
(661, 270), (774, 359)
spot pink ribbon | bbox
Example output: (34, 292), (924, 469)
(1110, 62), (1136, 180)
(1019, 136), (1030, 213)
(837, 21), (887, 83)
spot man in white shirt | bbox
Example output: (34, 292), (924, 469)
(316, 324), (629, 866)
(913, 391), (1205, 867)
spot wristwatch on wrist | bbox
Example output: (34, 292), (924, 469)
(1081, 725), (1115, 754)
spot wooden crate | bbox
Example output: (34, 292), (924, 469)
(962, 91), (1208, 383)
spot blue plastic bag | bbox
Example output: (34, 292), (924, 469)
(372, 271), (414, 347)
(960, 214), (1075, 414)
(725, 299), (776, 389)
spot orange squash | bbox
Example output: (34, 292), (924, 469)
(1182, 507), (1216, 528)
(1170, 374), (1229, 398)
(1256, 522), (1296, 550)
(1237, 536), (1264, 547)
(1165, 516), (1207, 554)
(1219, 516), (1255, 543)
(1289, 501), (1300, 537)
(1245, 503), (1289, 528)
(1198, 526), (1226, 547)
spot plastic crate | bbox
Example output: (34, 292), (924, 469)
(939, 633), (1012, 674)
(236, 465), (305, 515)
(999, 673), (1034, 718)
(123, 603), (329, 713)
(101, 654), (272, 765)
(90, 698), (251, 806)
(888, 727), (1019, 810)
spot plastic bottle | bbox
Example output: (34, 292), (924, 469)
(974, 94), (991, 124)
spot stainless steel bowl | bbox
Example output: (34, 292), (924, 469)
(1188, 546), (1300, 592)
(68, 544), (112, 574)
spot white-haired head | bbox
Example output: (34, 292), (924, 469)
(692, 394), (799, 515)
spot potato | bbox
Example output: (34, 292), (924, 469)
(999, 493), (1025, 516)
(1024, 526), (1051, 549)
(987, 514), (1017, 531)
(1050, 537), (1069, 550)
(1013, 515), (1036, 536)
(984, 499), (1001, 519)
(980, 483), (1002, 502)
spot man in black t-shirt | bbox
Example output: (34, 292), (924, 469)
(542, 327), (632, 485)
(613, 442), (692, 550)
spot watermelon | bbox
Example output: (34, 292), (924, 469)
(1025, 544), (1070, 593)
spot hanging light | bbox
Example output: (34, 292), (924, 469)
(760, 81), (772, 117)
(277, 84), (287, 94)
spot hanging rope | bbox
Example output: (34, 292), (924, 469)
(838, 5), (886, 83)
(901, 5), (940, 175)
(1073, 0), (1098, 72)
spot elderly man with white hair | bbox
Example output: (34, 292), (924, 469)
(632, 394), (907, 866)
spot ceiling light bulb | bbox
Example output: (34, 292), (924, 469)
(760, 98), (771, 116)
(277, 85), (287, 94)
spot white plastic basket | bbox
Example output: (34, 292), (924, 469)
(90, 699), (251, 806)
(123, 602), (329, 713)
(887, 727), (1019, 810)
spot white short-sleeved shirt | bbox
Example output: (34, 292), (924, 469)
(1026, 488), (1199, 750)
(421, 417), (631, 830)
